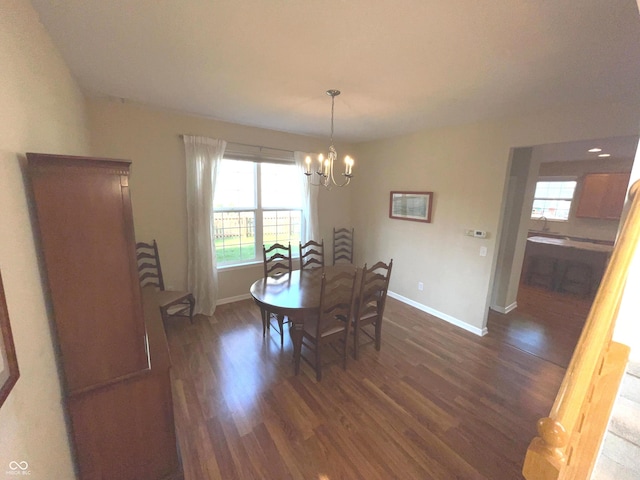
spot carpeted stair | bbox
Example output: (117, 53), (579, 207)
(592, 358), (640, 479)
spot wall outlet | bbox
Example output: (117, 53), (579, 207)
(418, 281), (424, 291)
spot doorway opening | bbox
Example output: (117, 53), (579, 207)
(489, 136), (638, 367)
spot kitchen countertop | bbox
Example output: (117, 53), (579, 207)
(527, 235), (614, 254)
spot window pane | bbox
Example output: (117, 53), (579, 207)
(261, 163), (302, 208)
(530, 199), (572, 221)
(214, 160), (256, 209)
(263, 210), (301, 253)
(534, 181), (576, 200)
(214, 211), (256, 263)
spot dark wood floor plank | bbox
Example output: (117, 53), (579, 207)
(164, 285), (578, 480)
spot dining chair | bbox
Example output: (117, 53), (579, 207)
(352, 259), (393, 359)
(262, 243), (292, 346)
(299, 239), (324, 271)
(136, 240), (195, 323)
(298, 267), (358, 381)
(333, 227), (354, 265)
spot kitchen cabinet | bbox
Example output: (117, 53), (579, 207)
(576, 173), (630, 220)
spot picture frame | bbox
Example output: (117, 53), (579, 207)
(0, 269), (19, 408)
(389, 191), (433, 223)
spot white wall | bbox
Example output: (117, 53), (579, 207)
(352, 102), (640, 333)
(0, 0), (89, 477)
(87, 98), (352, 301)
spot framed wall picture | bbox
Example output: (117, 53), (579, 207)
(0, 269), (19, 408)
(389, 191), (434, 223)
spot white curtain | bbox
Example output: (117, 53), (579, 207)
(295, 151), (320, 243)
(183, 135), (226, 316)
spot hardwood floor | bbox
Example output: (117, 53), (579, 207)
(165, 297), (567, 480)
(488, 283), (592, 367)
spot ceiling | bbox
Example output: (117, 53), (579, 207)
(537, 136), (639, 163)
(30, 0), (640, 143)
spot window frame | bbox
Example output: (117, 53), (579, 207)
(530, 176), (578, 222)
(213, 157), (302, 267)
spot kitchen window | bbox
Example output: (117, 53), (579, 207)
(531, 179), (577, 221)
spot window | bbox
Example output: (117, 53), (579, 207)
(531, 179), (577, 221)
(214, 158), (302, 265)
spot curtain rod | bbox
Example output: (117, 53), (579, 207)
(227, 141), (294, 154)
(179, 135), (294, 154)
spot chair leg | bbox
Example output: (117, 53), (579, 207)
(277, 314), (285, 347)
(187, 294), (195, 324)
(375, 319), (382, 351)
(261, 308), (267, 337)
(315, 342), (322, 381)
(353, 321), (360, 360)
(343, 332), (348, 370)
(159, 306), (169, 324)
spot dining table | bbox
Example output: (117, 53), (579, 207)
(249, 264), (358, 375)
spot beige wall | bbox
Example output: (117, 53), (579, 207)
(352, 102), (640, 333)
(0, 0), (89, 477)
(87, 98), (352, 300)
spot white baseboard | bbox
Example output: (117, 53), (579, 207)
(490, 302), (518, 314)
(387, 291), (488, 336)
(217, 293), (252, 305)
(219, 291), (488, 336)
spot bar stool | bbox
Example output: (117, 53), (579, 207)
(525, 256), (557, 290)
(558, 261), (593, 297)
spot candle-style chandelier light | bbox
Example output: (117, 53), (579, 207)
(304, 89), (354, 189)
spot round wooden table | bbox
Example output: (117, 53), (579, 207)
(249, 265), (356, 374)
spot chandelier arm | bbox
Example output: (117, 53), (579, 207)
(329, 156), (351, 187)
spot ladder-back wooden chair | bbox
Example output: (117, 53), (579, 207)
(136, 240), (195, 323)
(333, 227), (354, 264)
(297, 267), (358, 380)
(262, 243), (292, 346)
(299, 239), (324, 271)
(352, 259), (393, 359)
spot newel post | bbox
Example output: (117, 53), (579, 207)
(523, 417), (569, 479)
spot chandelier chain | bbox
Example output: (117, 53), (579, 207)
(330, 94), (335, 145)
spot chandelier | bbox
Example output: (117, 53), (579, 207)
(304, 89), (354, 189)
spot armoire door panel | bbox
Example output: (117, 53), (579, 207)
(28, 154), (148, 392)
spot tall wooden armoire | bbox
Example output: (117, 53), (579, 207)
(26, 153), (182, 480)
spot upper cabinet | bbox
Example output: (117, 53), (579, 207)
(576, 173), (631, 220)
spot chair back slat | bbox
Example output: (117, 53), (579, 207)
(263, 243), (292, 278)
(355, 260), (393, 325)
(333, 227), (354, 264)
(135, 240), (165, 290)
(299, 239), (325, 271)
(317, 268), (358, 338)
